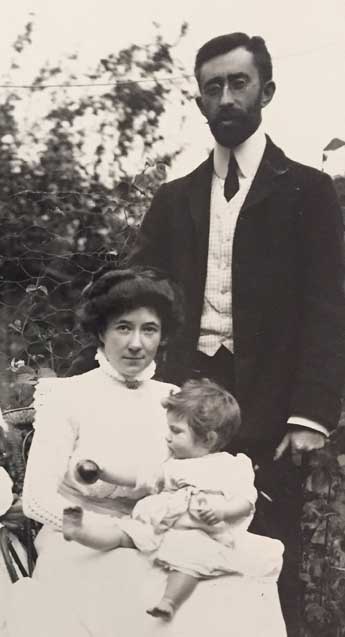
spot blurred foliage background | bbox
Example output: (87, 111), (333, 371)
(0, 20), (191, 407)
(0, 21), (345, 637)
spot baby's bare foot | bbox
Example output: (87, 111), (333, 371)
(63, 506), (83, 541)
(146, 599), (175, 620)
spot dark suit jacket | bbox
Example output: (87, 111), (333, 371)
(130, 137), (345, 446)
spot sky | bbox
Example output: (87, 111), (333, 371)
(1, 0), (345, 177)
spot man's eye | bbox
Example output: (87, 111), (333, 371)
(231, 78), (248, 90)
(204, 84), (222, 97)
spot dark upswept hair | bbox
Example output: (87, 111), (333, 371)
(78, 266), (184, 342)
(194, 32), (273, 87)
(162, 378), (241, 451)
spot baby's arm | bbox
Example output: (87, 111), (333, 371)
(76, 459), (165, 491)
(194, 453), (257, 526)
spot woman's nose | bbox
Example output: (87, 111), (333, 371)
(128, 330), (142, 350)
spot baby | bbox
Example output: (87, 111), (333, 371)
(64, 379), (283, 619)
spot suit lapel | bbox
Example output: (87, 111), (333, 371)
(241, 136), (290, 213)
(187, 154), (214, 284)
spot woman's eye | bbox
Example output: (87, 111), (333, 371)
(143, 326), (158, 334)
(117, 325), (130, 333)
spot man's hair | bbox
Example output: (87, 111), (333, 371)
(194, 32), (273, 87)
(162, 378), (241, 451)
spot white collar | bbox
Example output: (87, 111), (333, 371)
(95, 348), (156, 385)
(213, 125), (266, 180)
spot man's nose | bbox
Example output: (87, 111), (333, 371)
(220, 84), (235, 106)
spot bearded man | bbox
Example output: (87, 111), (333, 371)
(130, 33), (345, 636)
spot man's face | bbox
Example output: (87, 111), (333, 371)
(197, 46), (274, 148)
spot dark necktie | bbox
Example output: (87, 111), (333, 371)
(224, 151), (239, 202)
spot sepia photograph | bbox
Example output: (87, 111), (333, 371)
(0, 1), (345, 636)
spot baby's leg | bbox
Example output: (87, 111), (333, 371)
(147, 571), (198, 620)
(63, 507), (134, 550)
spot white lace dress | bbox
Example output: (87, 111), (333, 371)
(3, 351), (287, 637)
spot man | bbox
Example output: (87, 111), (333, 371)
(130, 33), (345, 635)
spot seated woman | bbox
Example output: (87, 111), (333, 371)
(4, 267), (287, 637)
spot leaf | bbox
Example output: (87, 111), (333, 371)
(9, 358), (25, 371)
(155, 162), (167, 180)
(310, 468), (331, 493)
(25, 284), (48, 295)
(8, 321), (22, 333)
(337, 454), (345, 467)
(114, 181), (131, 199)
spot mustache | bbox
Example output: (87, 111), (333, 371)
(212, 108), (243, 125)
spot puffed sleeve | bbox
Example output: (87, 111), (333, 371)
(22, 378), (78, 530)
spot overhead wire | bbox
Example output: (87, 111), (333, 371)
(0, 39), (344, 91)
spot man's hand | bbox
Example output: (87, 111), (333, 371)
(274, 427), (326, 464)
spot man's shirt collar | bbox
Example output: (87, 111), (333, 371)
(213, 125), (267, 180)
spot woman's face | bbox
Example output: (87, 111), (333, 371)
(100, 307), (162, 379)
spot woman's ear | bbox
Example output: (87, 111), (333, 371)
(206, 431), (219, 451)
(98, 331), (104, 345)
(159, 336), (168, 348)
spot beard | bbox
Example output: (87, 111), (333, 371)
(208, 101), (262, 148)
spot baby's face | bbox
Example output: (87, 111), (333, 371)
(165, 413), (210, 459)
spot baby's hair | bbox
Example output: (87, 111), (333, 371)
(162, 378), (241, 451)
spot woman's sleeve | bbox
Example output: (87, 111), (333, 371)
(23, 379), (78, 530)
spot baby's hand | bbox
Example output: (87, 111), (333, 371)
(197, 506), (224, 525)
(174, 477), (189, 489)
(191, 493), (225, 525)
(76, 460), (100, 484)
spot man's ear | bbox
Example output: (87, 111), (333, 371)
(261, 80), (276, 109)
(195, 95), (205, 116)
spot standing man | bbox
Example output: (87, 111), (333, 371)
(130, 33), (345, 635)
